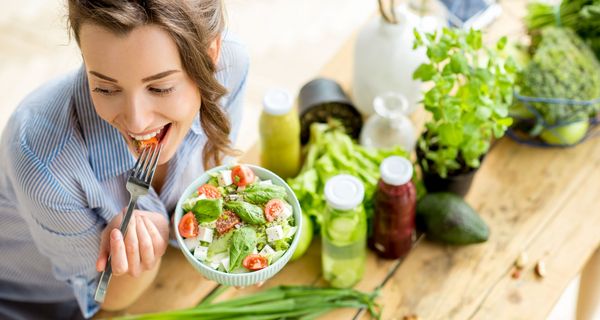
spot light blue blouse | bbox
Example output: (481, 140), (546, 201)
(0, 33), (249, 318)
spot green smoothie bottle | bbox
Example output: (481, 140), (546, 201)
(259, 89), (301, 179)
(322, 174), (367, 288)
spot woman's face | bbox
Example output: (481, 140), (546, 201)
(79, 24), (218, 164)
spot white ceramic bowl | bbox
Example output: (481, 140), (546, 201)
(174, 164), (303, 287)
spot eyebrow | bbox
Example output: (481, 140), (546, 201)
(88, 70), (180, 83)
(89, 71), (118, 83)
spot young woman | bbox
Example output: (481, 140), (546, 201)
(0, 0), (248, 318)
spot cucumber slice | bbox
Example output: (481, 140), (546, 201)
(326, 217), (358, 242)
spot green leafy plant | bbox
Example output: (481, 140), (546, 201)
(412, 28), (518, 178)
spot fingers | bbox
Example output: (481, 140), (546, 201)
(143, 215), (167, 257)
(102, 210), (168, 278)
(109, 229), (128, 276)
(124, 214), (141, 277)
(137, 215), (155, 271)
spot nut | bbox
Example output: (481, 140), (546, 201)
(514, 252), (528, 269)
(535, 260), (547, 278)
(403, 315), (420, 320)
(511, 269), (521, 279)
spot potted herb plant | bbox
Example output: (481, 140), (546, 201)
(412, 28), (518, 196)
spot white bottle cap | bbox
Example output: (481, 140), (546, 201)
(263, 88), (293, 115)
(380, 156), (413, 186)
(324, 174), (365, 211)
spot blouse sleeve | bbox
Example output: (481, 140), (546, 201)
(8, 138), (103, 318)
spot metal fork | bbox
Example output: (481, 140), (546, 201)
(94, 143), (163, 303)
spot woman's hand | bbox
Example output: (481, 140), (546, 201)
(96, 210), (169, 277)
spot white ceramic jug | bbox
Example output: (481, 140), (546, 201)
(352, 5), (437, 116)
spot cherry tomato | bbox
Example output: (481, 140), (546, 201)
(216, 210), (241, 235)
(135, 136), (159, 153)
(264, 199), (286, 222)
(231, 165), (255, 187)
(242, 254), (269, 271)
(178, 212), (198, 238)
(197, 184), (222, 199)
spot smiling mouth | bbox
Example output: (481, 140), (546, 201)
(129, 123), (171, 154)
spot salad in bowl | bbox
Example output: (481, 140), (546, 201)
(174, 164), (302, 286)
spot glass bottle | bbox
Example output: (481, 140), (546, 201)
(259, 89), (301, 179)
(321, 174), (367, 288)
(359, 92), (416, 152)
(369, 156), (417, 259)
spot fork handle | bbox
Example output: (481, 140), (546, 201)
(94, 195), (139, 303)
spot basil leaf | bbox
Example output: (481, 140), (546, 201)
(224, 201), (266, 225)
(192, 199), (223, 223)
(229, 227), (257, 271)
(241, 184), (287, 205)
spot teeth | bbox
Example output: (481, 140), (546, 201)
(129, 126), (164, 141)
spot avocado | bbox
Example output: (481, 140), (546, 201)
(416, 192), (489, 245)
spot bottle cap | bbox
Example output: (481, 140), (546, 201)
(324, 174), (364, 211)
(263, 88), (293, 115)
(380, 156), (413, 186)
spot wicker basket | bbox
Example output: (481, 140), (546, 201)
(507, 92), (600, 147)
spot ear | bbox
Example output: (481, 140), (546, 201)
(208, 35), (222, 65)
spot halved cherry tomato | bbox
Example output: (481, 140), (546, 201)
(242, 254), (269, 271)
(264, 199), (286, 222)
(231, 165), (255, 187)
(197, 184), (221, 199)
(178, 212), (198, 238)
(215, 210), (241, 235)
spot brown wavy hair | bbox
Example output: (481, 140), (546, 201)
(68, 0), (238, 169)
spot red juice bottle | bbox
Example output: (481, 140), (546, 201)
(369, 156), (416, 259)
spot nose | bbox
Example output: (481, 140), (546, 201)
(123, 92), (153, 133)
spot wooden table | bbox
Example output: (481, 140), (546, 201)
(97, 17), (600, 320)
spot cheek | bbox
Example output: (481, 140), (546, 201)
(166, 86), (201, 120)
(90, 95), (122, 122)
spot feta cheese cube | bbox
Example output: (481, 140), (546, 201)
(259, 179), (273, 185)
(197, 193), (208, 200)
(184, 236), (200, 251)
(209, 253), (228, 269)
(266, 225), (284, 242)
(259, 244), (276, 256)
(198, 227), (214, 243)
(218, 170), (233, 186)
(253, 247), (258, 255)
(193, 245), (208, 261)
(221, 257), (230, 271)
(279, 204), (293, 220)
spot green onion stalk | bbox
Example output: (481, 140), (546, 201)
(115, 285), (381, 320)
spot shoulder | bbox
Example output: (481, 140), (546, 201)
(2, 70), (80, 166)
(216, 31), (250, 92)
(1, 70), (94, 224)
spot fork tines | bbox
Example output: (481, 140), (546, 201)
(132, 144), (163, 184)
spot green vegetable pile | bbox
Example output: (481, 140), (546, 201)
(516, 27), (600, 126)
(287, 121), (412, 228)
(526, 0), (600, 59)
(117, 285), (381, 320)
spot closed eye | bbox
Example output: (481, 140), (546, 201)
(149, 87), (175, 96)
(92, 87), (121, 96)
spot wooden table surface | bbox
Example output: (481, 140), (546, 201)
(97, 13), (600, 320)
